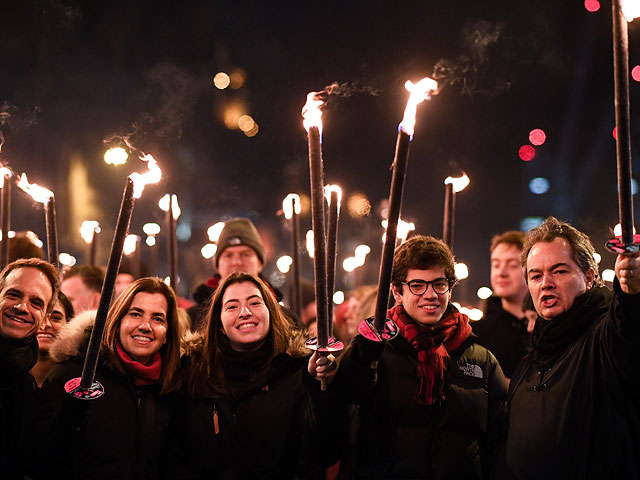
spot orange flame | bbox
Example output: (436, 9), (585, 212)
(302, 91), (325, 134)
(0, 167), (12, 188)
(130, 154), (161, 198)
(621, 0), (640, 21)
(17, 173), (54, 204)
(399, 77), (439, 136)
(444, 172), (470, 192)
(324, 184), (343, 213)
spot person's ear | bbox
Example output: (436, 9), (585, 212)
(585, 268), (596, 289)
(391, 284), (403, 304)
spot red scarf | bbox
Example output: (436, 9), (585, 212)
(389, 304), (472, 406)
(116, 342), (162, 386)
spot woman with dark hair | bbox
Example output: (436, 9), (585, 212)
(167, 272), (340, 479)
(34, 277), (181, 479)
(30, 292), (75, 387)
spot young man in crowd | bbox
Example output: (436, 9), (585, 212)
(473, 231), (530, 379)
(507, 217), (640, 478)
(60, 264), (104, 314)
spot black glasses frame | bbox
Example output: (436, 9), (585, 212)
(401, 278), (453, 296)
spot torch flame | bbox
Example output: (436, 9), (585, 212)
(301, 91), (325, 134)
(17, 173), (54, 204)
(621, 0), (640, 21)
(123, 234), (139, 256)
(399, 77), (439, 137)
(159, 194), (181, 220)
(80, 220), (101, 244)
(324, 185), (343, 213)
(0, 167), (11, 188)
(282, 193), (301, 220)
(444, 173), (470, 193)
(130, 154), (161, 199)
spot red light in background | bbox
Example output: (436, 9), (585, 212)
(519, 145), (536, 162)
(529, 128), (547, 146)
(632, 65), (640, 82)
(613, 126), (617, 140)
(584, 0), (600, 12)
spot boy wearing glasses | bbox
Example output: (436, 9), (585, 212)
(334, 235), (509, 479)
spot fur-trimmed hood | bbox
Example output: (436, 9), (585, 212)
(49, 309), (97, 363)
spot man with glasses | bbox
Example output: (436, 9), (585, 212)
(333, 235), (509, 479)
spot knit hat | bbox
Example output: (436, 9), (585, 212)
(214, 218), (265, 267)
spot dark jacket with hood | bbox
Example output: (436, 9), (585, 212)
(0, 334), (39, 479)
(507, 282), (640, 479)
(164, 331), (343, 479)
(333, 307), (510, 479)
(32, 311), (176, 480)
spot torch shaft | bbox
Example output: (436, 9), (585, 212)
(80, 178), (135, 389)
(167, 199), (178, 290)
(442, 183), (455, 250)
(290, 208), (303, 324)
(374, 130), (411, 331)
(326, 190), (339, 333)
(308, 126), (329, 346)
(612, 0), (636, 244)
(45, 197), (59, 271)
(1, 179), (11, 269)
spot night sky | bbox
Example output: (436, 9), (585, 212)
(1, 0), (638, 305)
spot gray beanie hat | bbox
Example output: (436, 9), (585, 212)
(214, 218), (265, 267)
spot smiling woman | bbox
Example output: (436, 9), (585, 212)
(165, 272), (343, 478)
(33, 277), (181, 479)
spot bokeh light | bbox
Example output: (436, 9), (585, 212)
(59, 252), (76, 267)
(238, 115), (255, 132)
(602, 269), (615, 282)
(208, 222), (225, 242)
(201, 243), (217, 259)
(632, 178), (638, 195)
(333, 291), (345, 305)
(584, 0), (600, 13)
(213, 72), (230, 89)
(276, 255), (293, 273)
(632, 66), (640, 82)
(146, 236), (157, 247)
(244, 123), (259, 137)
(477, 287), (493, 300)
(454, 262), (469, 280)
(519, 145), (536, 161)
(528, 177), (550, 195)
(593, 252), (602, 264)
(229, 70), (245, 89)
(613, 126), (617, 140)
(520, 216), (544, 232)
(529, 128), (547, 146)
(347, 192), (372, 217)
(104, 147), (128, 166)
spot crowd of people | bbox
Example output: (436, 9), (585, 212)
(0, 215), (638, 479)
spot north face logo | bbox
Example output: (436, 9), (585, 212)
(460, 363), (483, 379)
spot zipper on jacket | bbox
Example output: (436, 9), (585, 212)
(532, 366), (551, 392)
(212, 406), (220, 435)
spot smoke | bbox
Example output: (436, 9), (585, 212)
(132, 63), (205, 142)
(432, 20), (510, 97)
(0, 102), (41, 153)
(324, 81), (381, 99)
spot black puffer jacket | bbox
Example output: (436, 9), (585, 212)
(507, 283), (640, 479)
(0, 335), (39, 479)
(32, 312), (176, 480)
(164, 334), (343, 479)
(334, 316), (509, 479)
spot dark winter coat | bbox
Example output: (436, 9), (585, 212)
(32, 311), (175, 480)
(333, 318), (510, 479)
(164, 334), (343, 479)
(473, 297), (531, 378)
(507, 283), (640, 479)
(0, 334), (39, 479)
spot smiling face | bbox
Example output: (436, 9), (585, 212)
(36, 299), (67, 352)
(0, 267), (53, 341)
(118, 292), (168, 364)
(220, 281), (270, 352)
(392, 267), (451, 326)
(490, 243), (528, 302)
(526, 238), (595, 321)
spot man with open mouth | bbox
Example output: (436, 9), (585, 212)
(507, 216), (640, 478)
